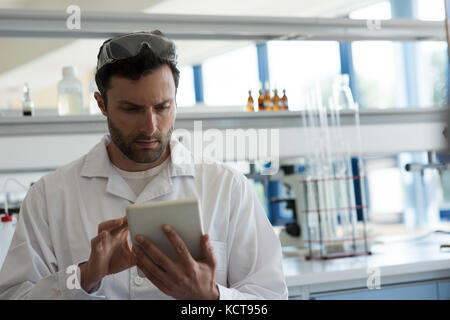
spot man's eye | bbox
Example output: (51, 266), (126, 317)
(156, 105), (170, 111)
(125, 107), (138, 112)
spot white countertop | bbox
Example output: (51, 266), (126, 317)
(282, 231), (450, 298)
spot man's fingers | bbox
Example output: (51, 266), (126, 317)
(133, 245), (172, 283)
(134, 235), (177, 273)
(91, 231), (111, 254)
(90, 232), (103, 250)
(110, 220), (128, 237)
(136, 260), (171, 296)
(162, 225), (194, 264)
(98, 217), (126, 234)
(201, 234), (217, 269)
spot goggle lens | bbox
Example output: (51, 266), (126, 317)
(98, 32), (177, 71)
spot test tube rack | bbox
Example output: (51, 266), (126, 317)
(299, 170), (372, 260)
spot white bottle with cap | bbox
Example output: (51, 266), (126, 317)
(57, 66), (84, 116)
(0, 213), (16, 269)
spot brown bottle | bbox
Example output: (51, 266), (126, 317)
(246, 90), (255, 112)
(281, 89), (289, 110)
(263, 88), (273, 111)
(258, 89), (265, 111)
(272, 89), (281, 111)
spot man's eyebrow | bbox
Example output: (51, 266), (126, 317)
(154, 99), (172, 107)
(118, 99), (172, 108)
(118, 100), (145, 108)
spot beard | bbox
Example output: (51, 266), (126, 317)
(107, 117), (173, 164)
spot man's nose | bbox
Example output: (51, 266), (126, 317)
(141, 108), (157, 135)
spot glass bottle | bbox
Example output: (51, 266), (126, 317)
(246, 90), (255, 112)
(258, 89), (265, 111)
(272, 89), (281, 111)
(263, 87), (273, 111)
(57, 66), (84, 116)
(281, 89), (289, 110)
(22, 83), (35, 116)
(332, 74), (356, 110)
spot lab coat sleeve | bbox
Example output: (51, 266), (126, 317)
(217, 174), (288, 300)
(0, 182), (106, 299)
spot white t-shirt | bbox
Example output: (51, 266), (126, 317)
(112, 156), (171, 197)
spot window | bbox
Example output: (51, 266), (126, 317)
(350, 0), (450, 230)
(202, 45), (259, 107)
(349, 1), (392, 20)
(350, 1), (396, 109)
(417, 0), (445, 21)
(366, 158), (405, 223)
(417, 0), (447, 107)
(176, 66), (196, 107)
(267, 41), (341, 110)
(417, 41), (447, 107)
(352, 41), (397, 108)
(350, 0), (448, 108)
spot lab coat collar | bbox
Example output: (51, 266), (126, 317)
(80, 135), (196, 202)
(167, 137), (196, 178)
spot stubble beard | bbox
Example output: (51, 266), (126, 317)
(108, 117), (174, 164)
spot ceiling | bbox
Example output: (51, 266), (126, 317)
(0, 0), (383, 108)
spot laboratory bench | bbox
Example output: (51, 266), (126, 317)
(282, 226), (450, 300)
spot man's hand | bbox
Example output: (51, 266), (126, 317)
(79, 217), (135, 293)
(132, 224), (219, 300)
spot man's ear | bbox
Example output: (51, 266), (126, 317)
(94, 92), (107, 116)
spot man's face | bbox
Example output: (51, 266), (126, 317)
(99, 65), (176, 164)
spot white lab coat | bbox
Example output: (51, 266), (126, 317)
(0, 135), (288, 299)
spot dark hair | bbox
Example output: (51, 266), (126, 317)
(95, 45), (180, 108)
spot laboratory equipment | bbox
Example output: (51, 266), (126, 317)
(281, 89), (288, 110)
(0, 178), (25, 269)
(278, 76), (371, 259)
(258, 88), (264, 111)
(57, 66), (85, 116)
(263, 81), (273, 111)
(272, 89), (282, 111)
(0, 212), (16, 270)
(246, 90), (255, 112)
(22, 83), (35, 116)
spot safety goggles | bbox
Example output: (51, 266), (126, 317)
(96, 31), (178, 71)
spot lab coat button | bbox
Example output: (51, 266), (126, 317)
(134, 276), (144, 285)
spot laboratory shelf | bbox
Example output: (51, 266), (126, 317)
(0, 107), (446, 172)
(0, 107), (446, 135)
(0, 9), (446, 41)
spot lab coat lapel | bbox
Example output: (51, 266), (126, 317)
(81, 136), (197, 204)
(134, 138), (196, 203)
(81, 135), (137, 203)
(106, 170), (137, 203)
(134, 168), (173, 203)
(168, 138), (196, 178)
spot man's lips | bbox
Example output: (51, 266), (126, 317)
(135, 140), (159, 148)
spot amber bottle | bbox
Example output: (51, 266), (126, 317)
(258, 89), (264, 111)
(246, 90), (255, 112)
(263, 88), (273, 111)
(272, 89), (281, 111)
(281, 89), (289, 110)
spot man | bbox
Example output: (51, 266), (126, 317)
(0, 30), (288, 299)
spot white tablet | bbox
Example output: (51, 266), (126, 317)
(126, 198), (204, 277)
